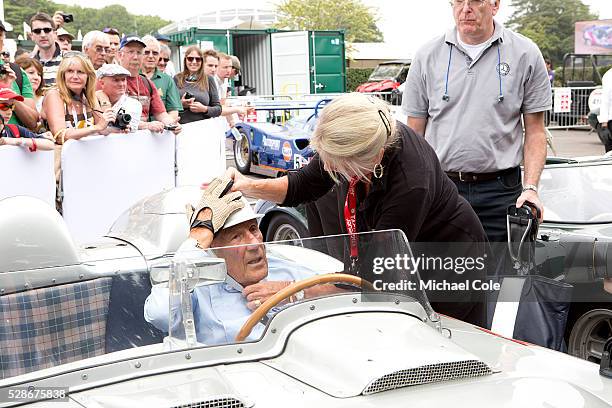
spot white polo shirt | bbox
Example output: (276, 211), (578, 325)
(403, 21), (552, 173)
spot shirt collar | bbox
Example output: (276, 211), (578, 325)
(35, 43), (61, 61)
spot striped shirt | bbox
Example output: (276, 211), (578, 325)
(32, 44), (62, 90)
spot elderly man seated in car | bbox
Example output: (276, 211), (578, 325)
(144, 177), (321, 345)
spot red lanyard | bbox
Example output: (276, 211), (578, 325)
(344, 177), (359, 266)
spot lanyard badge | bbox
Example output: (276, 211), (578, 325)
(344, 177), (359, 273)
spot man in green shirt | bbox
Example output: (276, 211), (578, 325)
(0, 20), (38, 129)
(141, 35), (182, 122)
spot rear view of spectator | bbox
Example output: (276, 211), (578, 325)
(43, 53), (115, 142)
(103, 27), (121, 64)
(0, 88), (53, 151)
(56, 28), (74, 52)
(82, 30), (111, 70)
(30, 12), (62, 89)
(15, 56), (44, 113)
(141, 35), (181, 122)
(174, 45), (221, 124)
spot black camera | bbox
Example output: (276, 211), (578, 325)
(184, 91), (194, 99)
(60, 13), (74, 23)
(112, 108), (131, 130)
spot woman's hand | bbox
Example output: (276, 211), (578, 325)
(189, 101), (208, 113)
(218, 167), (253, 194)
(181, 94), (195, 108)
(243, 281), (293, 311)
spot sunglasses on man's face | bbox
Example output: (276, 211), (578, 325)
(186, 56), (202, 63)
(0, 52), (9, 58)
(159, 58), (170, 63)
(32, 27), (54, 35)
(0, 103), (15, 111)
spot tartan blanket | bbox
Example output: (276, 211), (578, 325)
(0, 278), (112, 379)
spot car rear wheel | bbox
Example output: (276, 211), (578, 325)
(233, 129), (251, 174)
(567, 308), (612, 364)
(265, 213), (308, 243)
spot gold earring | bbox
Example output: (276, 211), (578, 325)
(373, 163), (384, 179)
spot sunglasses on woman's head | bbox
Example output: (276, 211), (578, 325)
(186, 56), (202, 63)
(0, 102), (15, 111)
(32, 27), (54, 35)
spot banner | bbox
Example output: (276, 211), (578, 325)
(61, 131), (175, 244)
(575, 19), (612, 54)
(0, 146), (54, 207)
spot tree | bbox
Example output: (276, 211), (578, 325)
(4, 0), (170, 39)
(507, 0), (598, 66)
(274, 0), (384, 43)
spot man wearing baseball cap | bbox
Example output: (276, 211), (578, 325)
(144, 177), (318, 345)
(113, 34), (181, 135)
(56, 28), (74, 51)
(0, 88), (53, 150)
(96, 64), (142, 132)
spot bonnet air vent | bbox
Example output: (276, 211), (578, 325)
(362, 359), (492, 395)
(171, 397), (245, 408)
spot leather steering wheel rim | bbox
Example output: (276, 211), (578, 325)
(235, 273), (370, 341)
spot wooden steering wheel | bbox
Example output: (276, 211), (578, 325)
(235, 273), (372, 341)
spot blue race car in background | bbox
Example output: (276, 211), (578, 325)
(227, 99), (330, 177)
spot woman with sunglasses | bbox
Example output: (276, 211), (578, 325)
(225, 93), (488, 326)
(15, 56), (44, 113)
(173, 46), (221, 124)
(0, 88), (53, 151)
(42, 53), (116, 143)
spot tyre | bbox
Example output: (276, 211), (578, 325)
(567, 308), (612, 364)
(233, 129), (251, 174)
(265, 213), (308, 244)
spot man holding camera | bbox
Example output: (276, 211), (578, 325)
(96, 64), (142, 133)
(115, 35), (181, 135)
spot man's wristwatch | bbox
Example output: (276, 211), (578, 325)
(522, 184), (538, 193)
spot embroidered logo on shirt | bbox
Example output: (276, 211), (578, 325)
(496, 62), (510, 76)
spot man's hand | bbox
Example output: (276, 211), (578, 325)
(243, 281), (292, 311)
(515, 190), (544, 223)
(0, 64), (17, 88)
(163, 122), (182, 135)
(188, 176), (244, 234)
(147, 121), (165, 133)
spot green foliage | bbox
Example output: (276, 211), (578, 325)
(4, 0), (170, 39)
(347, 67), (373, 91)
(274, 0), (383, 43)
(507, 0), (598, 66)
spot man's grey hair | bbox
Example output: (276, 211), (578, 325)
(82, 30), (108, 50)
(142, 34), (160, 50)
(160, 44), (171, 55)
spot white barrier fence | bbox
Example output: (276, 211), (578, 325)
(0, 118), (227, 244)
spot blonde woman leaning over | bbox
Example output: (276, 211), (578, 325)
(42, 53), (118, 143)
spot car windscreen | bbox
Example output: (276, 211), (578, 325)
(539, 161), (612, 223)
(369, 64), (405, 81)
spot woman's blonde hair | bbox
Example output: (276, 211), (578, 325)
(55, 53), (99, 111)
(310, 92), (397, 182)
(175, 45), (208, 91)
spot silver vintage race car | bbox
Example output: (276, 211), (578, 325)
(1, 185), (612, 407)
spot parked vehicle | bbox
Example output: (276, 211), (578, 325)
(228, 99), (330, 177)
(356, 60), (410, 104)
(256, 156), (612, 364)
(1, 195), (611, 407)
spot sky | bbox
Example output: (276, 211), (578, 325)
(54, 0), (612, 55)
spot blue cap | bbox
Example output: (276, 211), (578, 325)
(119, 35), (146, 49)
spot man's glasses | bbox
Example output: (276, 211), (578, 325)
(32, 27), (54, 35)
(144, 50), (160, 56)
(0, 103), (15, 111)
(450, 0), (487, 8)
(0, 52), (9, 58)
(95, 46), (110, 54)
(123, 49), (143, 56)
(186, 56), (203, 63)
(159, 58), (170, 63)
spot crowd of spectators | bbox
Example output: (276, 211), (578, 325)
(0, 11), (246, 154)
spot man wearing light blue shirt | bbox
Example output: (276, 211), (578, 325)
(144, 177), (317, 345)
